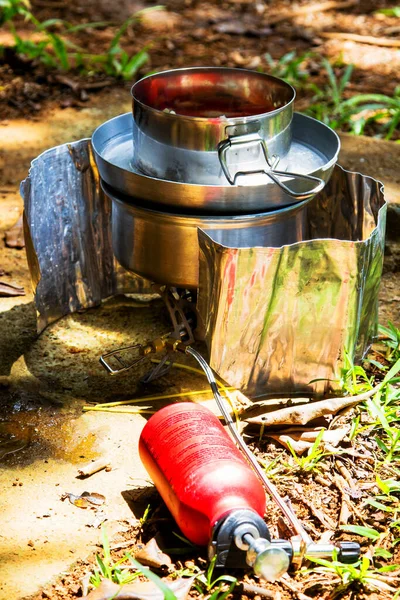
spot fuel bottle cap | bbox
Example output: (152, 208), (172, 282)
(337, 541), (361, 564)
(246, 538), (290, 582)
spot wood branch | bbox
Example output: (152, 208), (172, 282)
(268, 1), (358, 25)
(77, 458), (111, 477)
(320, 31), (400, 48)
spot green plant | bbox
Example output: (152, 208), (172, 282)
(341, 89), (400, 140)
(375, 7), (400, 17)
(304, 58), (354, 130)
(340, 350), (374, 395)
(194, 556), (237, 600)
(380, 322), (400, 363)
(306, 552), (400, 594)
(127, 555), (178, 600)
(264, 51), (311, 86)
(0, 1), (152, 78)
(89, 526), (140, 587)
(139, 503), (152, 526)
(285, 428), (332, 473)
(0, 0), (30, 26)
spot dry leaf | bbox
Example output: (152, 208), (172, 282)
(5, 214), (25, 248)
(0, 281), (25, 297)
(135, 538), (172, 569)
(265, 427), (348, 455)
(63, 491), (106, 508)
(83, 575), (195, 600)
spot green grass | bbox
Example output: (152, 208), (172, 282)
(0, 0), (153, 79)
(285, 428), (334, 473)
(304, 552), (400, 595)
(263, 51), (400, 140)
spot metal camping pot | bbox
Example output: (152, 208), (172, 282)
(103, 181), (311, 289)
(131, 67), (324, 197)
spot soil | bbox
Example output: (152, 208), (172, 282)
(1, 2), (400, 600)
(1, 0), (400, 140)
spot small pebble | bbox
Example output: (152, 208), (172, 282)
(27, 540), (34, 547)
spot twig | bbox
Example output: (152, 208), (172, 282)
(280, 574), (313, 600)
(315, 474), (333, 488)
(334, 474), (367, 525)
(0, 282), (25, 297)
(236, 582), (276, 598)
(245, 362), (400, 427)
(320, 32), (400, 48)
(77, 458), (111, 478)
(335, 460), (356, 489)
(339, 496), (351, 525)
(109, 540), (136, 551)
(268, 0), (358, 25)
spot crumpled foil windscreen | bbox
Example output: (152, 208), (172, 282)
(21, 139), (152, 332)
(197, 165), (386, 396)
(22, 139), (386, 396)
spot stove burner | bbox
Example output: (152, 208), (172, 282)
(100, 287), (198, 382)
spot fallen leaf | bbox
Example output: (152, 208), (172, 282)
(81, 491), (106, 505)
(0, 281), (25, 297)
(135, 538), (172, 569)
(265, 427), (348, 455)
(4, 214), (25, 248)
(62, 491), (106, 508)
(83, 575), (195, 600)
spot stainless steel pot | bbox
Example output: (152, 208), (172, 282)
(131, 67), (324, 198)
(92, 112), (340, 213)
(104, 181), (311, 289)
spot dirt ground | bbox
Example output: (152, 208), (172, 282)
(1, 1), (400, 599)
(0, 87), (399, 600)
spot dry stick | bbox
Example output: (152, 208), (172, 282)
(280, 574), (313, 600)
(339, 495), (351, 525)
(77, 458), (111, 477)
(335, 459), (358, 492)
(236, 583), (276, 598)
(268, 0), (358, 25)
(334, 474), (367, 525)
(246, 357), (400, 427)
(320, 31), (400, 48)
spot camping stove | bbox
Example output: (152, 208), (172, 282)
(21, 66), (386, 578)
(99, 286), (199, 383)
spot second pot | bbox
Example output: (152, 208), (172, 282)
(104, 181), (311, 289)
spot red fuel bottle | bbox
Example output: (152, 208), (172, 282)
(139, 402), (266, 546)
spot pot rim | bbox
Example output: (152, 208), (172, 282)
(103, 180), (310, 225)
(130, 66), (296, 124)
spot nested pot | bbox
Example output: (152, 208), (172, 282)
(131, 67), (323, 198)
(104, 181), (311, 289)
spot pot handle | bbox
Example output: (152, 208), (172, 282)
(218, 133), (325, 200)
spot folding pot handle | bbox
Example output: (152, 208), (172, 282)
(218, 133), (325, 200)
(259, 169), (325, 200)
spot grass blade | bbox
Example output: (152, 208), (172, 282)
(127, 555), (178, 600)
